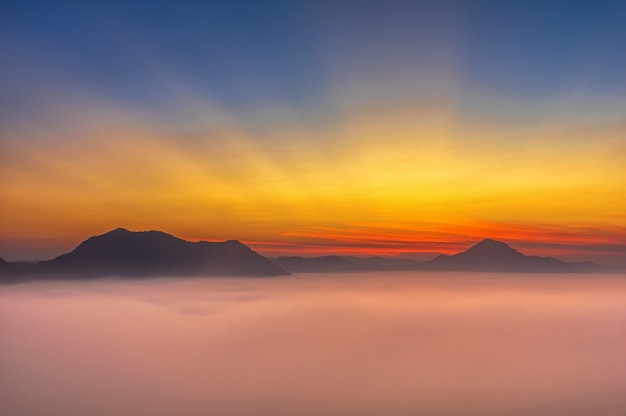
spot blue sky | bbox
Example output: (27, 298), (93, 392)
(2, 0), (625, 128)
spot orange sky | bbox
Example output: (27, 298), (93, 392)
(1, 104), (624, 263)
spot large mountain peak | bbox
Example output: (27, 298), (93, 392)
(464, 239), (522, 256)
(425, 238), (581, 272)
(23, 228), (289, 278)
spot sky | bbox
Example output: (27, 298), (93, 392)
(1, 0), (625, 262)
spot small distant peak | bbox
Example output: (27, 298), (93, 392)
(465, 238), (518, 254)
(225, 239), (249, 248)
(475, 238), (510, 247)
(478, 238), (502, 244)
(109, 227), (131, 234)
(104, 228), (170, 237)
(225, 239), (243, 244)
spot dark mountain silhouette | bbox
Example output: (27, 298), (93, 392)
(2, 228), (288, 279)
(257, 240), (593, 274)
(422, 239), (584, 273)
(273, 255), (383, 273)
(567, 260), (611, 273)
(0, 258), (38, 283)
(339, 256), (423, 270)
(0, 258), (13, 283)
(0, 234), (604, 280)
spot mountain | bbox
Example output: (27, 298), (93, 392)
(0, 234), (599, 279)
(0, 257), (9, 274)
(0, 257), (37, 283)
(273, 255), (382, 273)
(422, 239), (584, 273)
(269, 240), (589, 274)
(339, 256), (423, 270)
(567, 260), (613, 273)
(273, 240), (585, 273)
(4, 228), (288, 279)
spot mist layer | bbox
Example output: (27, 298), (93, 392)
(1, 273), (625, 416)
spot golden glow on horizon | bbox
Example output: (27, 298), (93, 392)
(1, 98), (625, 261)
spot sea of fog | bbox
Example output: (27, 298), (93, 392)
(1, 272), (626, 416)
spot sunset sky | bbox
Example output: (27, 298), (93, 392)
(1, 0), (625, 263)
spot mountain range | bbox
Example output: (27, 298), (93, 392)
(275, 239), (595, 274)
(421, 238), (584, 273)
(0, 228), (288, 279)
(0, 229), (605, 282)
(273, 255), (384, 273)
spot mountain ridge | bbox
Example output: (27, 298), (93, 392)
(274, 239), (594, 274)
(273, 255), (383, 273)
(1, 234), (605, 280)
(421, 238), (584, 273)
(2, 228), (289, 279)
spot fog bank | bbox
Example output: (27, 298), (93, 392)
(1, 273), (626, 416)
